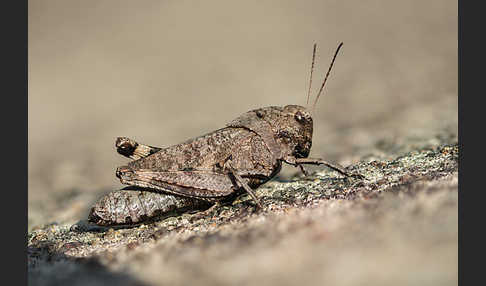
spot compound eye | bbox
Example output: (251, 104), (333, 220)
(255, 110), (264, 118)
(294, 111), (307, 124)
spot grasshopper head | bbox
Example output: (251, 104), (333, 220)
(277, 105), (313, 158)
(248, 105), (312, 159)
(246, 105), (313, 159)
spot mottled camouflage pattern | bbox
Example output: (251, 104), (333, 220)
(115, 105), (314, 200)
(89, 188), (212, 226)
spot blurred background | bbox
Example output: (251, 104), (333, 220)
(28, 0), (457, 228)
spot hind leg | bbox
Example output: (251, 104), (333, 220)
(115, 137), (162, 160)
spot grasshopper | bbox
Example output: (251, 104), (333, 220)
(89, 43), (362, 226)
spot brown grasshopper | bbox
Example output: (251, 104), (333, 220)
(89, 43), (362, 226)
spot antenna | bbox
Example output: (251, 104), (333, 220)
(306, 43), (317, 107)
(312, 42), (343, 112)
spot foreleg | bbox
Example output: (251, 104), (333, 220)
(285, 157), (364, 179)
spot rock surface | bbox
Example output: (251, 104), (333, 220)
(28, 135), (458, 286)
